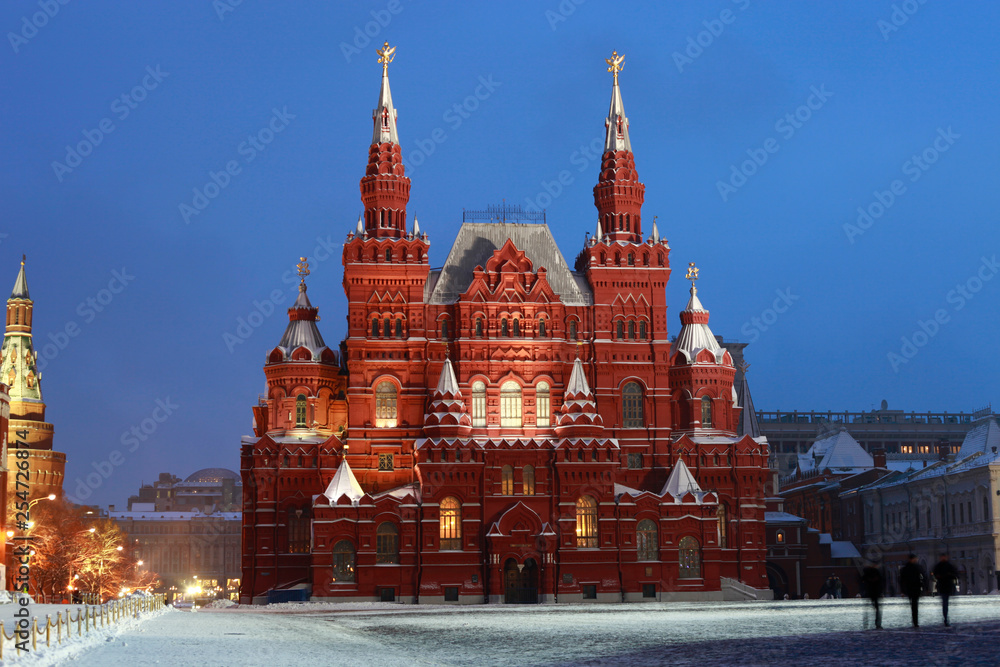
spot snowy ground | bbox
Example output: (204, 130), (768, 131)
(65, 596), (1000, 666)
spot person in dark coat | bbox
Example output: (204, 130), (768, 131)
(899, 554), (925, 628)
(861, 564), (884, 629)
(931, 553), (959, 626)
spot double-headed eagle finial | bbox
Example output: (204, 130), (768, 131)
(296, 256), (310, 290)
(377, 41), (396, 74)
(606, 50), (625, 84)
(686, 262), (699, 293)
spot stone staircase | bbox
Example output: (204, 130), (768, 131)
(721, 576), (773, 601)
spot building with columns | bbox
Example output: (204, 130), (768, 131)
(2, 258), (66, 501)
(240, 47), (772, 605)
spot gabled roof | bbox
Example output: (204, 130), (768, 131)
(956, 416), (1000, 458)
(322, 460), (364, 505)
(661, 459), (703, 499)
(426, 223), (592, 306)
(800, 429), (873, 474)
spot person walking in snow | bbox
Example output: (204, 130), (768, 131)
(931, 553), (959, 627)
(899, 554), (925, 628)
(833, 575), (843, 599)
(861, 564), (884, 629)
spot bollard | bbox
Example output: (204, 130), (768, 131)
(45, 615), (50, 647)
(32, 618), (37, 651)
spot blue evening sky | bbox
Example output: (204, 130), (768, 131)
(2, 1), (998, 506)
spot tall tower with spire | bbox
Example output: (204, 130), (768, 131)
(2, 257), (66, 500)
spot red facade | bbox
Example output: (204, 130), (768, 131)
(241, 49), (771, 604)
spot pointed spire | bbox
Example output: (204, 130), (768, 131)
(275, 257), (329, 357)
(356, 214), (364, 235)
(11, 255), (29, 300)
(556, 354), (603, 435)
(372, 41), (399, 144)
(649, 217), (660, 244)
(413, 216), (420, 237)
(673, 263), (722, 362)
(424, 357), (471, 436)
(603, 50), (631, 153)
(661, 459), (704, 501)
(595, 219), (603, 244)
(565, 357), (592, 398)
(435, 357), (461, 397)
(323, 458), (365, 505)
(736, 362), (761, 439)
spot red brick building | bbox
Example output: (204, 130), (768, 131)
(240, 48), (772, 605)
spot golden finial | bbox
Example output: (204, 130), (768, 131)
(686, 262), (699, 293)
(296, 257), (310, 289)
(21, 254), (25, 266)
(605, 50), (625, 84)
(376, 41), (396, 74)
(738, 361), (751, 375)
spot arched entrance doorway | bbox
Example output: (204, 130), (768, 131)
(766, 562), (789, 600)
(504, 557), (538, 604)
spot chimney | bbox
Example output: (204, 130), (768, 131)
(872, 448), (887, 469)
(938, 440), (951, 460)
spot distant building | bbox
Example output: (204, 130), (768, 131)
(853, 416), (1000, 596)
(2, 257), (67, 501)
(759, 401), (991, 473)
(110, 505), (241, 599)
(127, 468), (242, 513)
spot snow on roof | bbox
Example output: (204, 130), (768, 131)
(565, 357), (592, 396)
(322, 459), (365, 505)
(765, 511), (807, 524)
(800, 429), (873, 473)
(661, 459), (704, 500)
(956, 417), (1000, 458)
(830, 541), (861, 559)
(110, 511), (240, 521)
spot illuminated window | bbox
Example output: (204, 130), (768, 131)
(439, 497), (461, 550)
(287, 508), (310, 554)
(378, 453), (394, 471)
(623, 382), (643, 428)
(376, 522), (399, 564)
(576, 496), (598, 548)
(678, 537), (701, 578)
(375, 381), (397, 427)
(776, 530), (785, 544)
(717, 506), (727, 549)
(701, 396), (713, 428)
(471, 381), (486, 427)
(332, 540), (355, 582)
(500, 381), (522, 427)
(636, 519), (658, 561)
(295, 395), (307, 427)
(536, 382), (551, 427)
(501, 465), (514, 495)
(522, 465), (535, 496)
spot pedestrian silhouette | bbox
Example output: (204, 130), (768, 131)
(931, 553), (959, 627)
(861, 563), (884, 629)
(899, 554), (925, 628)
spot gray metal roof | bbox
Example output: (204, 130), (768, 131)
(426, 222), (592, 305)
(736, 369), (761, 439)
(11, 260), (28, 299)
(277, 287), (327, 353)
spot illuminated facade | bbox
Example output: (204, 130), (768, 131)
(241, 47), (772, 604)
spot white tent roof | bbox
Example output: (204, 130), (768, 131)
(661, 459), (703, 499)
(322, 459), (364, 505)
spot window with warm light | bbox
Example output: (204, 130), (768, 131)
(776, 530), (785, 544)
(536, 382), (551, 427)
(331, 540), (355, 582)
(678, 536), (701, 578)
(522, 465), (535, 496)
(500, 381), (522, 428)
(376, 522), (399, 564)
(375, 381), (397, 427)
(576, 496), (598, 548)
(636, 519), (658, 561)
(439, 497), (461, 550)
(287, 507), (310, 554)
(471, 381), (486, 427)
(295, 395), (307, 427)
(501, 465), (514, 495)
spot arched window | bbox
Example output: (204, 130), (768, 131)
(375, 381), (397, 427)
(501, 465), (514, 495)
(569, 320), (578, 340)
(627, 252), (634, 266)
(471, 381), (486, 427)
(513, 318), (520, 337)
(639, 321), (647, 339)
(331, 540), (355, 582)
(701, 396), (713, 428)
(287, 508), (310, 553)
(395, 318), (403, 338)
(536, 382), (551, 427)
(501, 318), (509, 337)
(500, 381), (522, 428)
(678, 536), (701, 578)
(717, 506), (727, 549)
(623, 382), (643, 428)
(628, 321), (636, 340)
(376, 522), (399, 564)
(616, 321), (624, 340)
(439, 497), (461, 550)
(538, 319), (546, 337)
(383, 318), (391, 338)
(636, 519), (658, 561)
(295, 394), (307, 427)
(522, 465), (535, 496)
(440, 319), (449, 339)
(385, 248), (392, 262)
(576, 496), (598, 548)
(475, 317), (483, 337)
(776, 530), (785, 544)
(372, 318), (380, 338)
